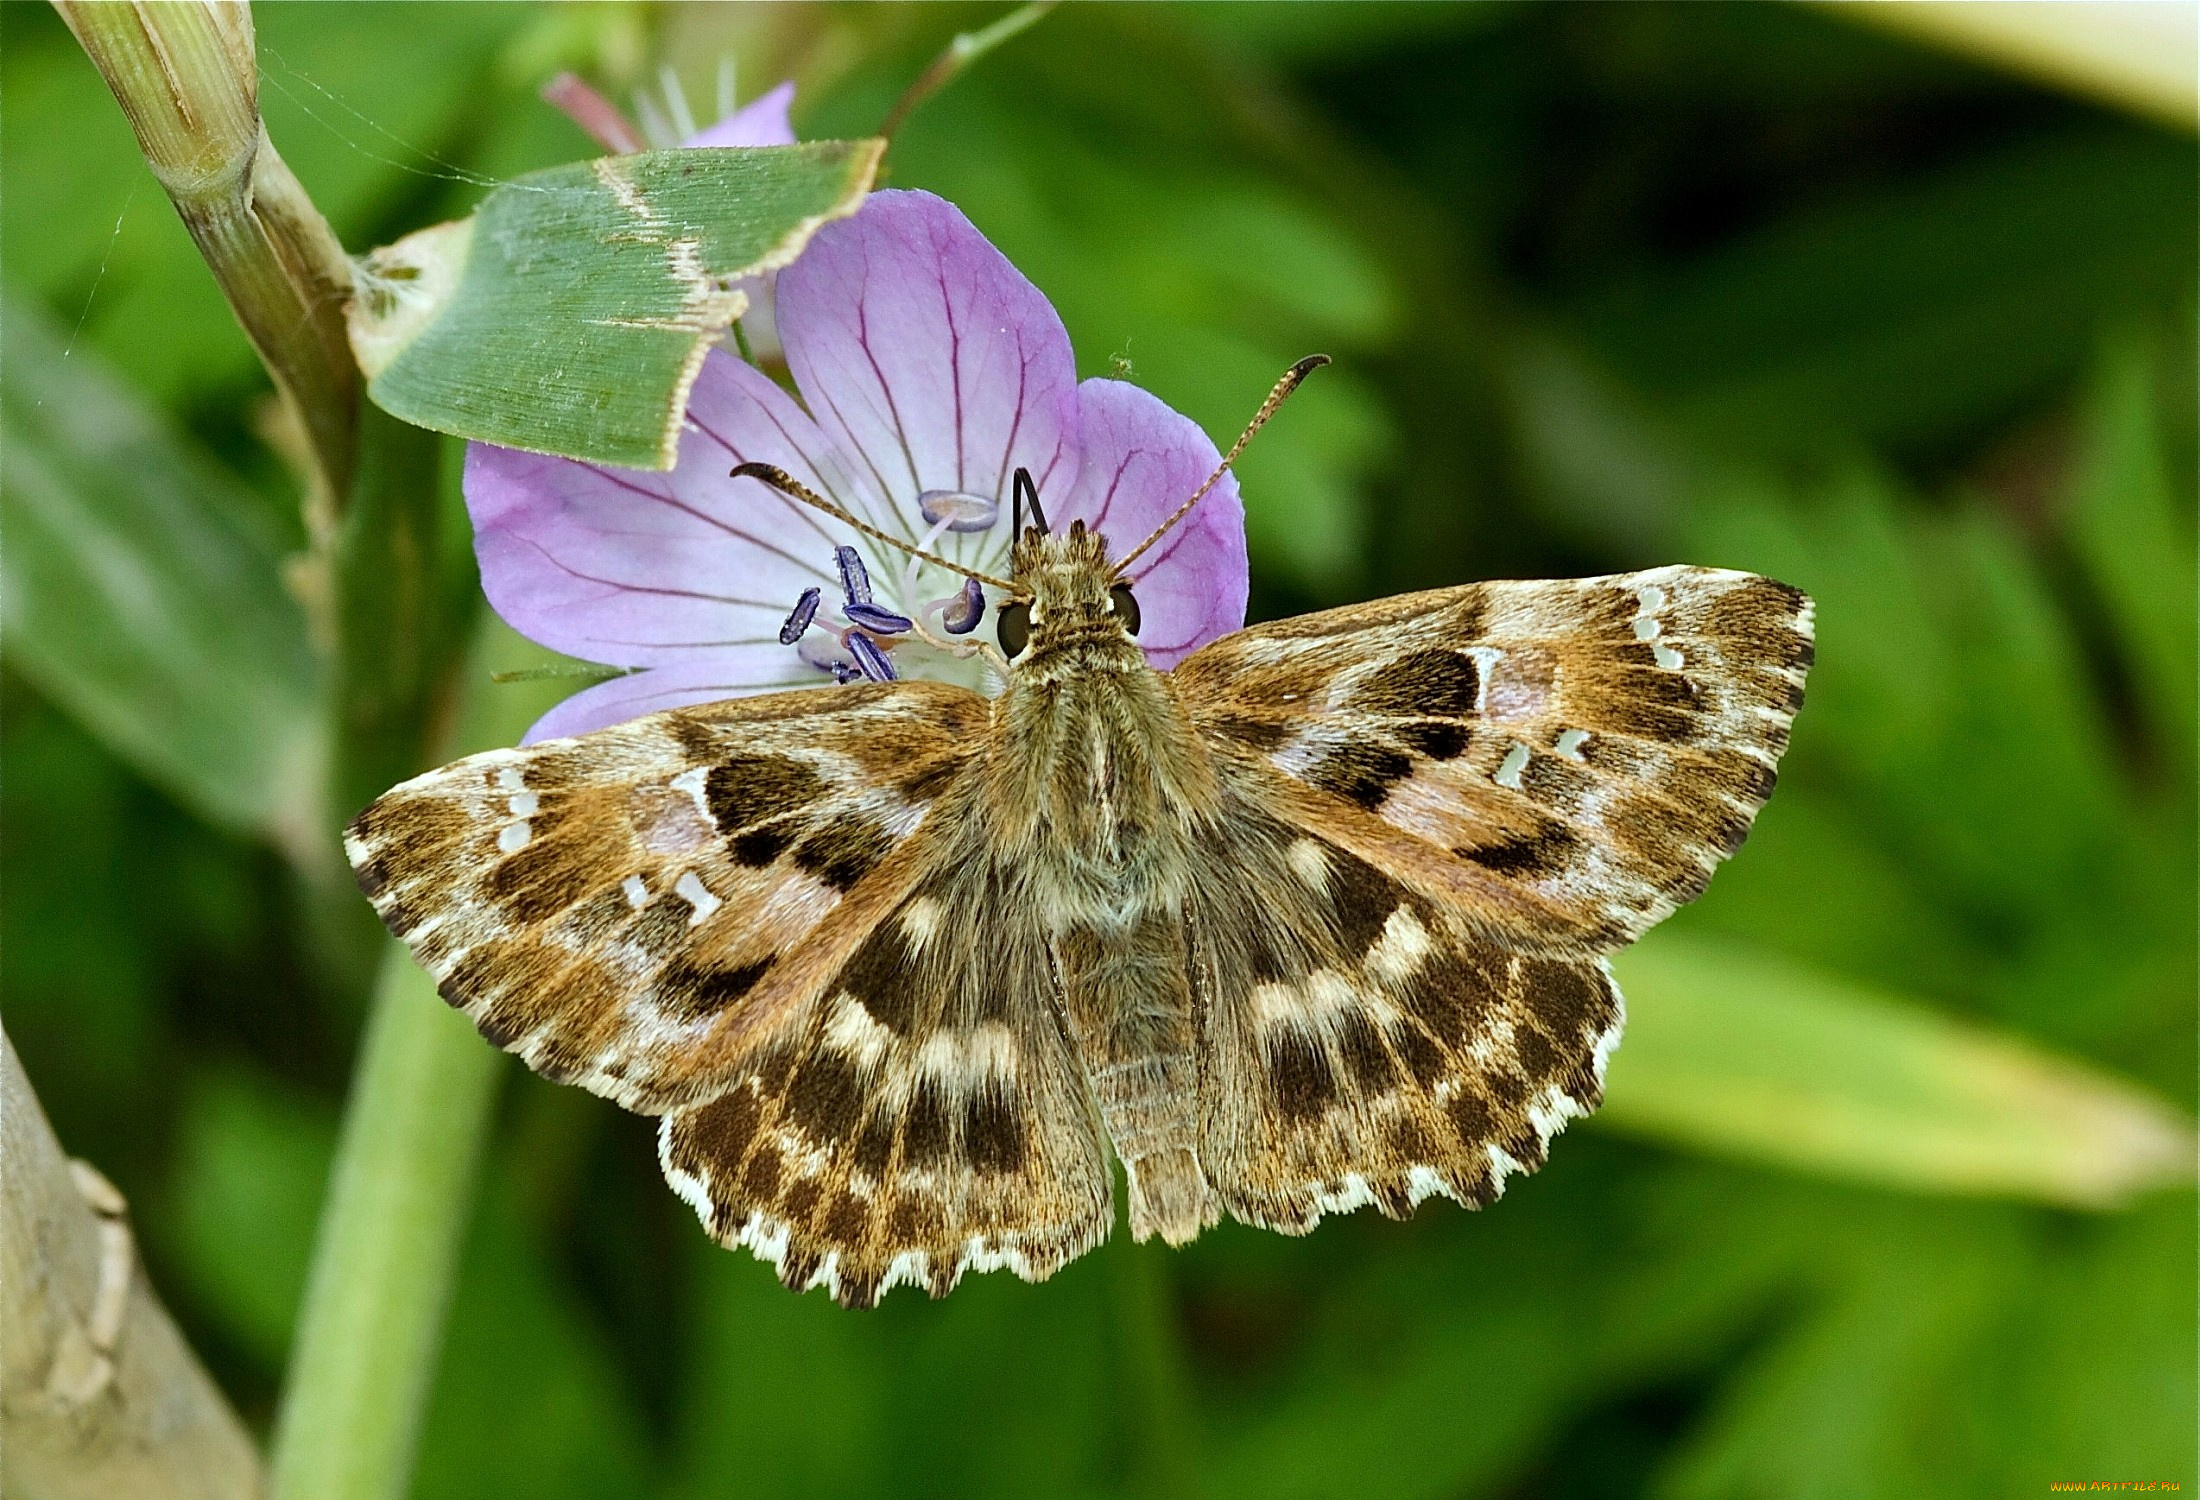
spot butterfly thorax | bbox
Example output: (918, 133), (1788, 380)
(983, 523), (1220, 897)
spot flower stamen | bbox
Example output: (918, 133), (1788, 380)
(835, 545), (874, 605)
(778, 586), (822, 645)
(916, 489), (1001, 532)
(846, 631), (898, 682)
(939, 577), (986, 635)
(844, 600), (915, 634)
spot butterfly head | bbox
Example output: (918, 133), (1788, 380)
(995, 470), (1142, 664)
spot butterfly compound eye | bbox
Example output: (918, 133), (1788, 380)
(1108, 583), (1142, 636)
(997, 600), (1032, 658)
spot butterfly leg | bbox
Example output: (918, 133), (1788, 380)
(1053, 912), (1221, 1245)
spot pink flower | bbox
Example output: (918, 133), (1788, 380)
(465, 184), (1249, 743)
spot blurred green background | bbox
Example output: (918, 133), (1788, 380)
(3, 3), (2194, 1495)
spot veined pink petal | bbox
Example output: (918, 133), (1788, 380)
(1063, 378), (1247, 666)
(522, 650), (818, 744)
(467, 350), (859, 667)
(777, 190), (1081, 529)
(682, 80), (797, 148)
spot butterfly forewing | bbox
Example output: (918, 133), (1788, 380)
(1173, 566), (1813, 954)
(345, 680), (990, 1113)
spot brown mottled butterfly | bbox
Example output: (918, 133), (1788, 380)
(347, 359), (1812, 1306)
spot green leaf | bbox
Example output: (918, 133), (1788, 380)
(1600, 934), (2194, 1208)
(2066, 333), (2198, 770)
(327, 403), (468, 833)
(348, 142), (883, 469)
(0, 292), (320, 844)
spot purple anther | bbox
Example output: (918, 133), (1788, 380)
(843, 600), (914, 635)
(916, 489), (1001, 533)
(778, 586), (821, 645)
(940, 576), (986, 635)
(846, 631), (898, 682)
(834, 545), (873, 605)
(831, 661), (861, 684)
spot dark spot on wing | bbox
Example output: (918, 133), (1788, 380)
(793, 817), (894, 892)
(781, 1178), (822, 1224)
(705, 755), (824, 831)
(672, 1087), (761, 1178)
(1398, 948), (1497, 1047)
(558, 884), (632, 946)
(784, 1049), (864, 1143)
(830, 922), (921, 1036)
(1513, 1020), (1558, 1079)
(1519, 752), (1592, 813)
(1351, 650), (1481, 719)
(1457, 825), (1579, 878)
(1396, 720), (1469, 760)
(1307, 743), (1414, 811)
(853, 1113), (897, 1176)
(1445, 1089), (1495, 1144)
(655, 956), (772, 1022)
(731, 821), (797, 867)
(440, 947), (502, 1010)
(823, 1188), (867, 1243)
(620, 894), (691, 959)
(1336, 1010), (1398, 1090)
(1265, 1027), (1339, 1121)
(488, 832), (601, 923)
(887, 1194), (945, 1243)
(1393, 1022), (1446, 1085)
(373, 884), (424, 938)
(964, 1086), (1029, 1174)
(1521, 960), (1614, 1043)
(742, 1145), (783, 1199)
(904, 1077), (953, 1165)
(1327, 849), (1402, 957)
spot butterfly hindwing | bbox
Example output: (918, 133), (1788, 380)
(1188, 789), (1621, 1230)
(1174, 567), (1813, 954)
(345, 680), (991, 1113)
(659, 811), (1113, 1308)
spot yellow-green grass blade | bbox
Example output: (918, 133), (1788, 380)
(1603, 933), (2194, 1208)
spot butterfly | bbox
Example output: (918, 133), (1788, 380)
(346, 359), (1813, 1307)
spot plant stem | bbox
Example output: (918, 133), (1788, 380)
(877, 1), (1057, 139)
(1107, 1222), (1203, 1499)
(266, 950), (498, 1500)
(2, 1025), (263, 1500)
(270, 617), (566, 1500)
(54, 0), (358, 519)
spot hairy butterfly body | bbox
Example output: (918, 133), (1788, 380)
(349, 392), (1813, 1308)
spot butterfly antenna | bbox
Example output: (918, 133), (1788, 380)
(730, 463), (1016, 590)
(1012, 467), (1050, 538)
(1112, 354), (1329, 575)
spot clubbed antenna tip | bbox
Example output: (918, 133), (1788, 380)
(1114, 354), (1330, 575)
